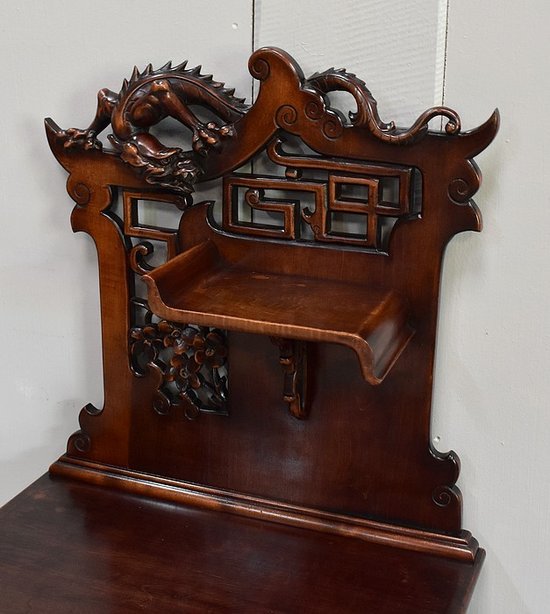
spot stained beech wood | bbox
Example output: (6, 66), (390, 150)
(51, 456), (480, 562)
(0, 475), (484, 614)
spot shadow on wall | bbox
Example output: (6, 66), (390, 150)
(468, 538), (529, 614)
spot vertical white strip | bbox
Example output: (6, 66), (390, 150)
(255, 0), (446, 127)
(251, 0), (257, 102)
(434, 0), (449, 108)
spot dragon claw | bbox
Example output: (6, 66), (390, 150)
(192, 122), (235, 155)
(62, 128), (102, 151)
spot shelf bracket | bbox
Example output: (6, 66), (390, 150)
(270, 337), (308, 420)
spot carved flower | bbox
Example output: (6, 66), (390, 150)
(166, 354), (202, 390)
(129, 324), (162, 362)
(158, 321), (197, 355)
(193, 331), (228, 369)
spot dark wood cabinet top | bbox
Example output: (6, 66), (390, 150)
(0, 475), (483, 613)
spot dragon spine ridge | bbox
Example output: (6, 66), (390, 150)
(62, 59), (249, 195)
(119, 60), (248, 108)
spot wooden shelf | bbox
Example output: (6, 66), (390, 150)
(0, 475), (484, 614)
(144, 240), (414, 384)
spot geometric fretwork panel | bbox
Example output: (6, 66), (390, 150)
(222, 138), (420, 252)
(122, 190), (229, 420)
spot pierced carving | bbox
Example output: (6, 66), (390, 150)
(130, 300), (228, 420)
(129, 241), (156, 275)
(304, 173), (412, 248)
(61, 62), (248, 194)
(121, 188), (228, 419)
(223, 175), (325, 240)
(46, 46), (499, 544)
(54, 49), (473, 204)
(123, 190), (189, 274)
(222, 140), (417, 251)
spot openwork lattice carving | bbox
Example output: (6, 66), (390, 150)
(113, 187), (230, 420)
(130, 299), (228, 420)
(222, 138), (419, 251)
(124, 191), (187, 273)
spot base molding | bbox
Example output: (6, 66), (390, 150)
(50, 455), (479, 562)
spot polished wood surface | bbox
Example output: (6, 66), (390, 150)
(44, 43), (498, 529)
(1, 47), (498, 611)
(144, 236), (414, 384)
(0, 475), (484, 614)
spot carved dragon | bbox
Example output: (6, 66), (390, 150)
(61, 61), (249, 194)
(307, 68), (461, 144)
(60, 53), (463, 195)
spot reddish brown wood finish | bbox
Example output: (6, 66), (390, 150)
(2, 47), (499, 612)
(143, 233), (414, 384)
(0, 475), (484, 614)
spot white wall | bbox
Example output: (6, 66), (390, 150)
(0, 0), (252, 504)
(1, 1), (549, 612)
(434, 1), (550, 612)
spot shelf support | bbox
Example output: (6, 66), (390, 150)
(271, 337), (308, 419)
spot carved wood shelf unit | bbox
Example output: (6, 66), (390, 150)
(0, 48), (498, 613)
